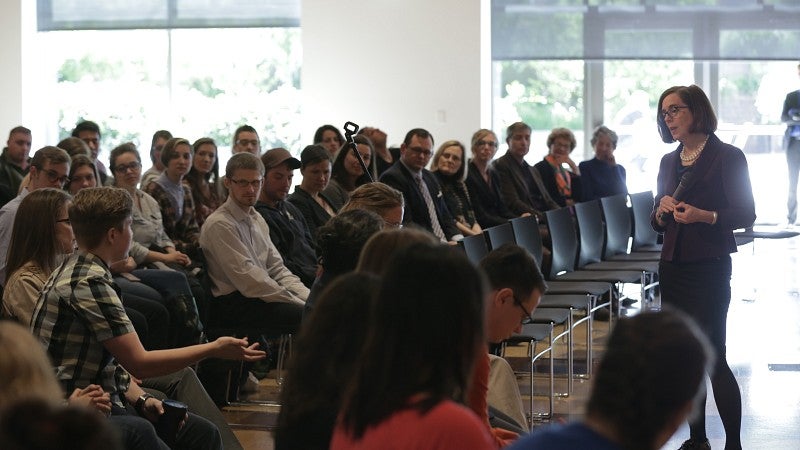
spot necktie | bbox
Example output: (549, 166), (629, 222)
(416, 174), (447, 242)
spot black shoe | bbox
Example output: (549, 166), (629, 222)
(678, 438), (710, 450)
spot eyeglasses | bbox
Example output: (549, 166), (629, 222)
(383, 220), (403, 229)
(515, 297), (535, 325)
(229, 178), (263, 189)
(236, 139), (259, 147)
(56, 218), (71, 225)
(660, 105), (689, 120)
(42, 169), (70, 186)
(407, 147), (432, 157)
(114, 161), (141, 173)
(476, 140), (497, 148)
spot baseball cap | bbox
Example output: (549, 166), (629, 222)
(261, 147), (301, 171)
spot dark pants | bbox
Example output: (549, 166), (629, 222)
(659, 257), (742, 449)
(208, 291), (303, 336)
(786, 138), (800, 223)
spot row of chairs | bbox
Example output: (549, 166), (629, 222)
(458, 191), (662, 424)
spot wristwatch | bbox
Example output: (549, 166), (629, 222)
(134, 393), (154, 414)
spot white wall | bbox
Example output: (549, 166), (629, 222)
(0, 0), (24, 135)
(302, 0), (490, 152)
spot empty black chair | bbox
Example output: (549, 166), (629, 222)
(600, 194), (660, 261)
(460, 233), (489, 265)
(629, 191), (663, 252)
(484, 222), (516, 250)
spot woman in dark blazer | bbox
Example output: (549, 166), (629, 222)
(652, 85), (755, 450)
(533, 127), (582, 207)
(465, 129), (517, 228)
(288, 145), (338, 244)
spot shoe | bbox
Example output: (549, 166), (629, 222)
(678, 438), (710, 450)
(620, 297), (638, 307)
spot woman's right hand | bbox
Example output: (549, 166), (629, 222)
(657, 195), (678, 222)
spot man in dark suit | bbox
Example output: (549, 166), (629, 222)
(782, 62), (800, 225)
(379, 128), (461, 242)
(491, 122), (556, 221)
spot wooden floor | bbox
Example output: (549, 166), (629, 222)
(223, 230), (800, 449)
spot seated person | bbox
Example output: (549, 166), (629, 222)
(331, 244), (494, 449)
(533, 128), (583, 207)
(313, 124), (344, 158)
(141, 130), (172, 193)
(508, 309), (712, 450)
(323, 134), (374, 209)
(339, 181), (404, 229)
(275, 273), (379, 450)
(199, 153), (308, 335)
(579, 125), (628, 201)
(255, 148), (318, 288)
(287, 145), (338, 243)
(431, 140), (482, 236)
(185, 137), (225, 227)
(143, 137), (201, 259)
(465, 129), (518, 229)
(358, 126), (395, 176)
(30, 187), (265, 450)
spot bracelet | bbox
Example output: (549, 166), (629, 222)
(711, 211), (718, 225)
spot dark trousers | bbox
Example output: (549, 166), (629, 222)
(208, 291), (303, 336)
(786, 138), (800, 223)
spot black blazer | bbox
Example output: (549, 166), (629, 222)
(491, 152), (549, 216)
(533, 159), (582, 207)
(379, 162), (459, 239)
(651, 133), (756, 262)
(465, 161), (515, 228)
(782, 89), (800, 149)
(287, 186), (337, 243)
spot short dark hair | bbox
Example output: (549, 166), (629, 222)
(71, 121), (101, 138)
(109, 142), (141, 174)
(402, 128), (434, 147)
(8, 126), (30, 137)
(225, 152), (264, 178)
(657, 85), (718, 144)
(480, 243), (546, 300)
(69, 187), (132, 250)
(56, 137), (91, 159)
(160, 137), (192, 167)
(587, 309), (713, 450)
(233, 125), (259, 144)
(506, 122), (531, 142)
(316, 209), (384, 275)
(30, 147), (70, 170)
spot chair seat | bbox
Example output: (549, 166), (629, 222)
(505, 323), (553, 344)
(606, 252), (661, 262)
(539, 294), (591, 310)
(582, 260), (659, 273)
(544, 280), (612, 296)
(634, 244), (662, 252)
(529, 308), (570, 326)
(554, 269), (644, 284)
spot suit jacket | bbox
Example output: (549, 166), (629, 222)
(465, 161), (515, 228)
(491, 152), (553, 216)
(379, 162), (459, 239)
(287, 186), (337, 244)
(782, 89), (800, 149)
(651, 133), (756, 262)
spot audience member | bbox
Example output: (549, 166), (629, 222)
(533, 127), (583, 207)
(432, 139), (482, 236)
(200, 153), (308, 335)
(144, 137), (202, 259)
(141, 130), (172, 189)
(31, 187), (265, 450)
(66, 154), (97, 195)
(185, 137), (225, 227)
(72, 120), (111, 185)
(232, 124), (260, 155)
(339, 181), (404, 228)
(331, 243), (494, 449)
(323, 134), (374, 209)
(465, 128), (518, 228)
(255, 148), (318, 288)
(356, 228), (437, 275)
(579, 125), (628, 201)
(479, 244), (547, 444)
(304, 209), (383, 315)
(287, 144), (337, 242)
(492, 122), (557, 221)
(313, 124), (344, 157)
(379, 128), (461, 242)
(0, 126), (32, 207)
(508, 310), (713, 450)
(275, 272), (379, 450)
(0, 146), (70, 285)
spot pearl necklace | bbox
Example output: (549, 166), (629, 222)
(679, 135), (709, 163)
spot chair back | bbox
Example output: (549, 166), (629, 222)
(510, 215), (543, 266)
(629, 191), (659, 250)
(460, 233), (489, 266)
(600, 194), (631, 258)
(545, 206), (578, 278)
(573, 200), (605, 267)
(484, 222), (516, 250)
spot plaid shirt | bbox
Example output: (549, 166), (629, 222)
(31, 250), (134, 396)
(144, 180), (201, 254)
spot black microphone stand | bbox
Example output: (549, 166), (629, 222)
(342, 121), (374, 183)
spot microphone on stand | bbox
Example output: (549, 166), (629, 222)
(658, 169), (694, 222)
(342, 121), (374, 183)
